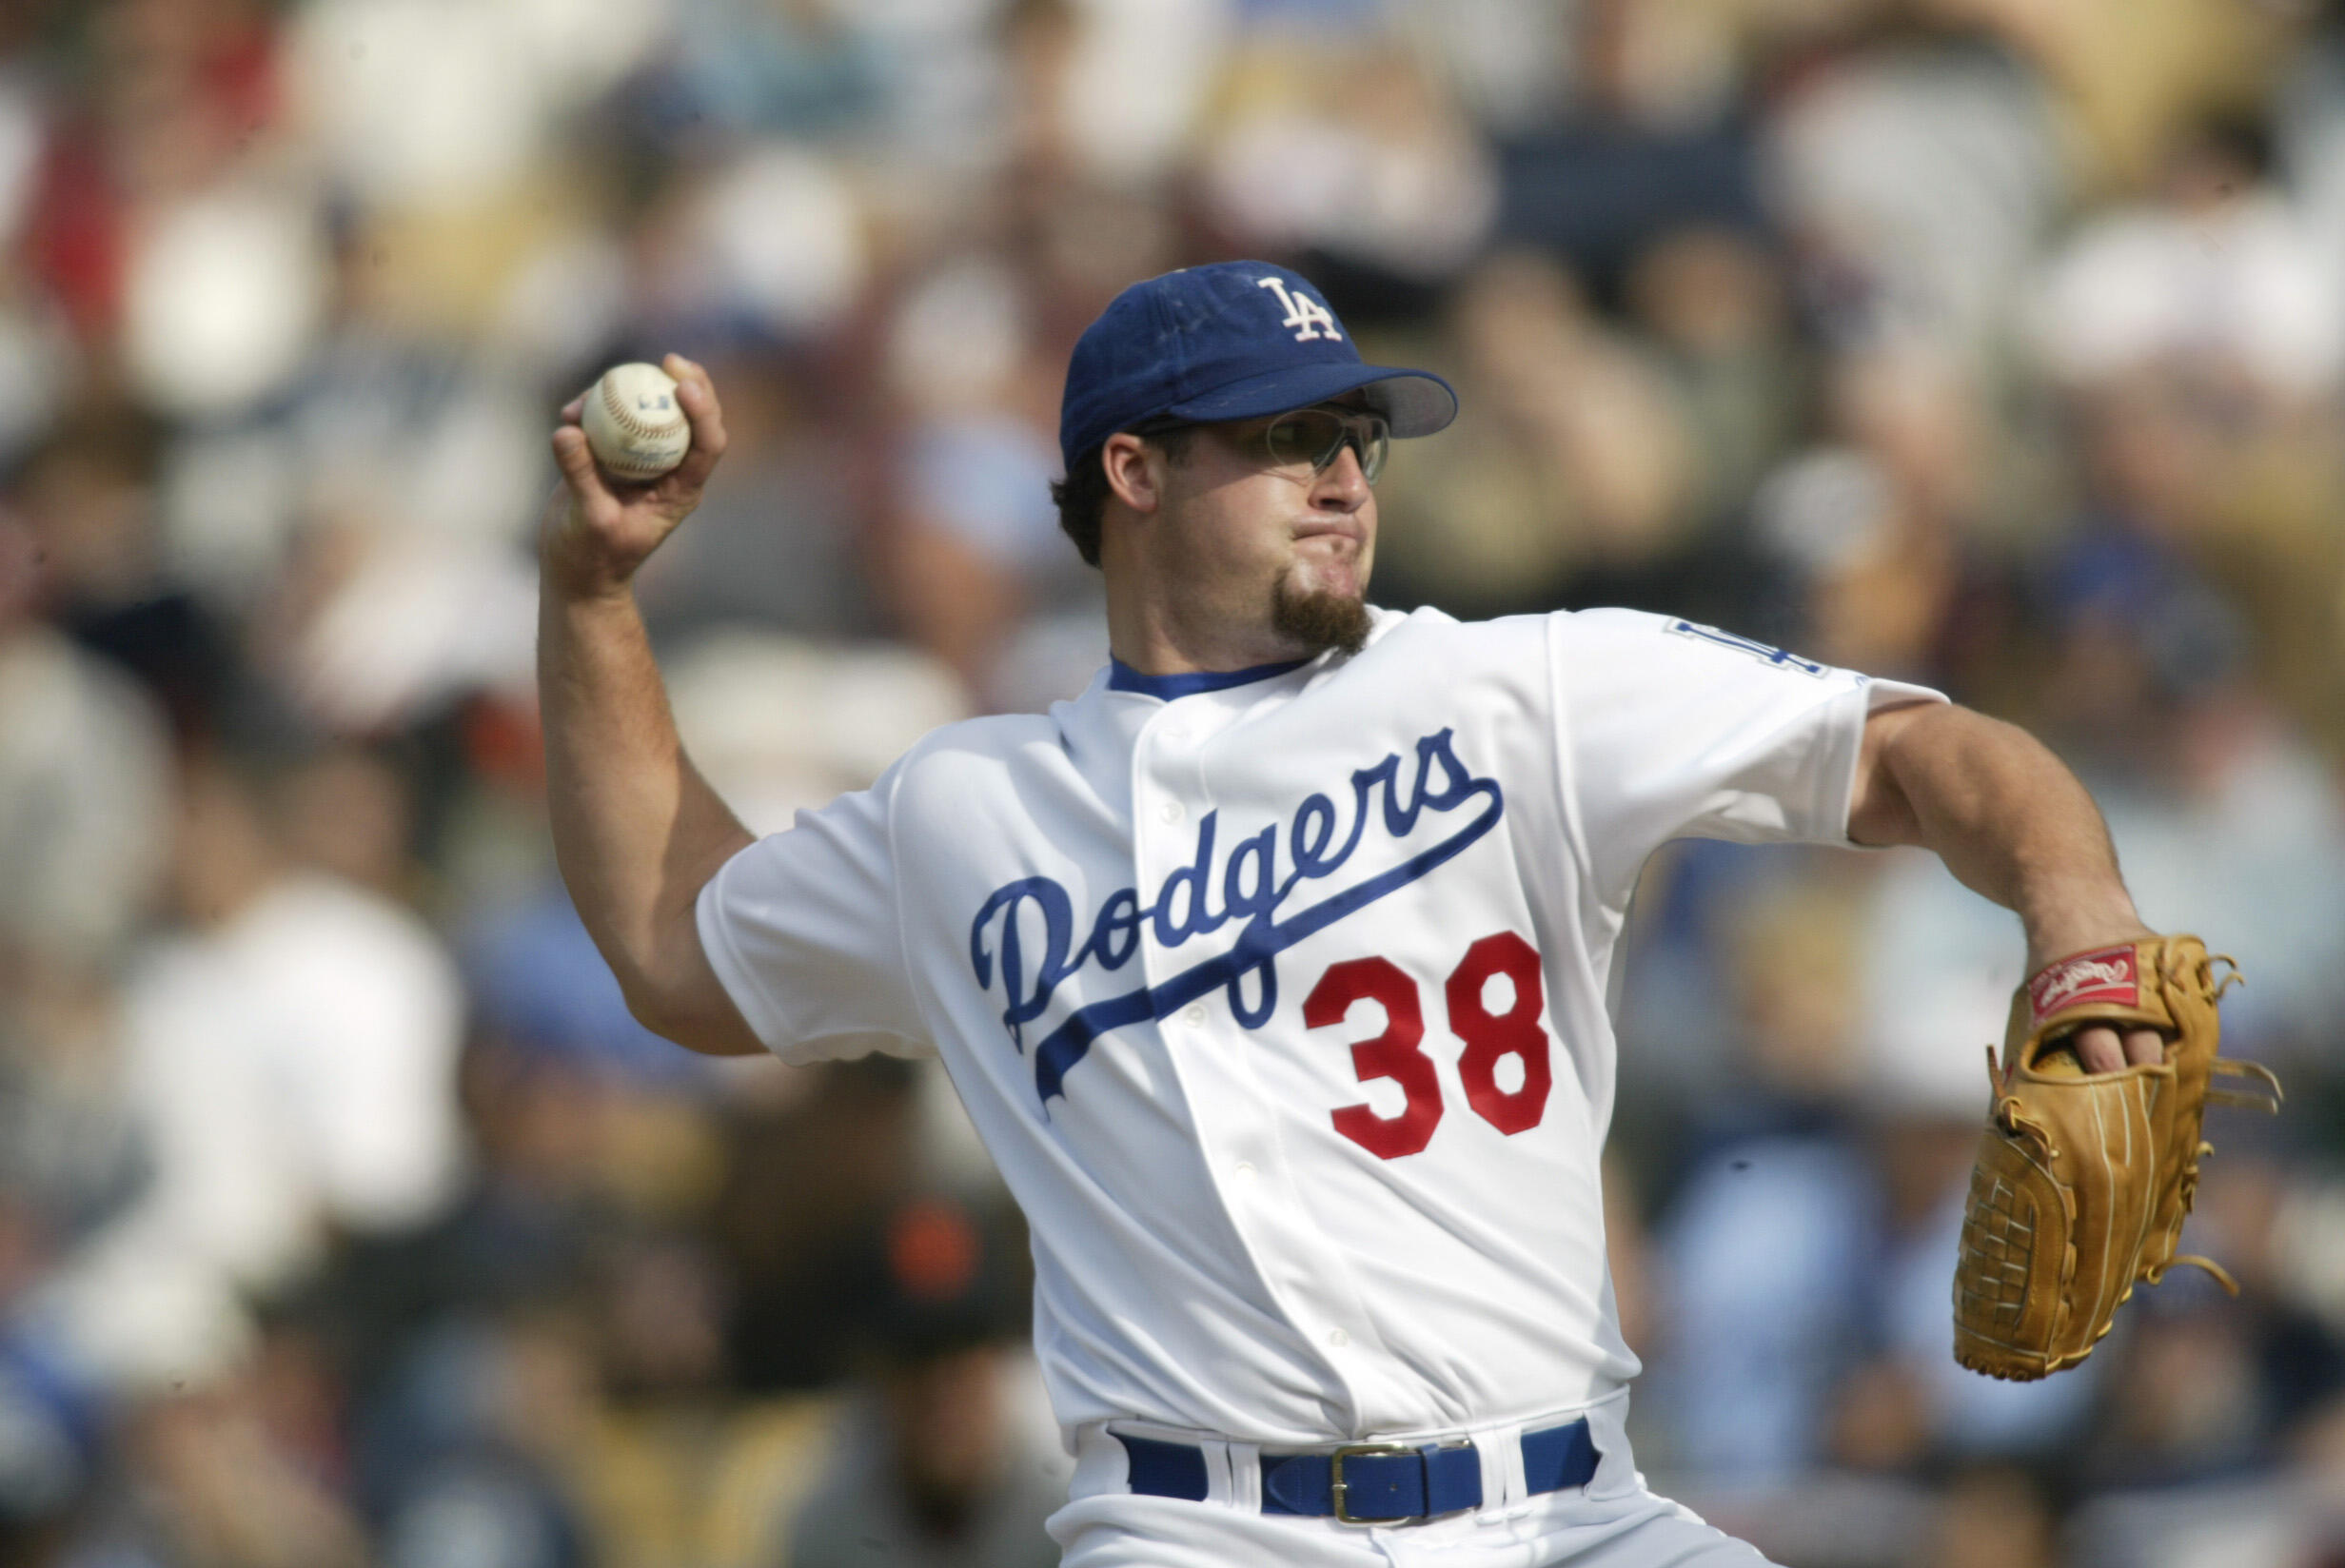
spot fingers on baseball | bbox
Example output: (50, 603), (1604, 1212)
(553, 430), (669, 535)
(666, 360), (729, 481)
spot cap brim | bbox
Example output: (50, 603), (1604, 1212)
(1163, 362), (1458, 438)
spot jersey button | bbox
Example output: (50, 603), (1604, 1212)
(1156, 799), (1183, 824)
(1327, 1328), (1350, 1348)
(1232, 1160), (1257, 1182)
(1180, 1004), (1206, 1028)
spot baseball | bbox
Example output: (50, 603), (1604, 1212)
(581, 362), (692, 481)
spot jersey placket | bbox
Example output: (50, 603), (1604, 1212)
(1128, 691), (1402, 1431)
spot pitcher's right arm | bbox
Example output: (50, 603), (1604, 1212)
(538, 354), (762, 1055)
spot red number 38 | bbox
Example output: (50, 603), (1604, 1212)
(1302, 931), (1553, 1160)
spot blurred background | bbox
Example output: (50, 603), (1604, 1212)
(0, 0), (2341, 1564)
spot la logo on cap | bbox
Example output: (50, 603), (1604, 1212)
(1258, 276), (1341, 343)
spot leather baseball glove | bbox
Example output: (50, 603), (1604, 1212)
(1951, 935), (2281, 1382)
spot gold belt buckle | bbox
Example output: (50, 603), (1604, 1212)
(1328, 1441), (1421, 1525)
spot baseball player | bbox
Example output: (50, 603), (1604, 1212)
(541, 263), (2164, 1566)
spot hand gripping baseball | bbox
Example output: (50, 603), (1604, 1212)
(542, 353), (729, 599)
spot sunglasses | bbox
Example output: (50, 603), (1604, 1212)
(1134, 405), (1391, 484)
(1256, 406), (1390, 484)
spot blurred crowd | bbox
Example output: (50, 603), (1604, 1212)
(0, 0), (2343, 1564)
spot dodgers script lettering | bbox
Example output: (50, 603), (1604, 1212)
(968, 728), (1505, 1104)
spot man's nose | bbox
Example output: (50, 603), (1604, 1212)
(1311, 443), (1371, 508)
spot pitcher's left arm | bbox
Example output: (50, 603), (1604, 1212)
(1847, 701), (2160, 1070)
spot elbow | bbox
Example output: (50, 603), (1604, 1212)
(589, 896), (765, 1055)
(618, 973), (685, 1041)
(617, 964), (764, 1057)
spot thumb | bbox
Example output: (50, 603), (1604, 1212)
(551, 427), (621, 519)
(552, 426), (600, 488)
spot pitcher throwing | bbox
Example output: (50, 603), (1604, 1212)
(541, 263), (2191, 1566)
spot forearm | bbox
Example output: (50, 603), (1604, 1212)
(539, 581), (756, 1041)
(1850, 703), (2148, 967)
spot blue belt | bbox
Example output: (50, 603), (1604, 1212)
(1118, 1417), (1599, 1524)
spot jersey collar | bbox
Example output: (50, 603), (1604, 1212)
(1106, 657), (1311, 700)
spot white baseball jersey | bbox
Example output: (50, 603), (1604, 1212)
(697, 605), (1941, 1449)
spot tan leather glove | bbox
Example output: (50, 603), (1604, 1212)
(1952, 936), (2281, 1382)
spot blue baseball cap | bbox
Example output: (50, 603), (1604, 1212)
(1057, 262), (1459, 471)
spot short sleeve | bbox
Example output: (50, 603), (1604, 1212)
(1554, 610), (1944, 896)
(695, 764), (934, 1065)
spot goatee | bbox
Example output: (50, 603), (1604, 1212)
(1270, 578), (1371, 657)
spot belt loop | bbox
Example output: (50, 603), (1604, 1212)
(1199, 1439), (1235, 1508)
(1077, 1423), (1135, 1501)
(1482, 1420), (1527, 1510)
(1225, 1441), (1262, 1513)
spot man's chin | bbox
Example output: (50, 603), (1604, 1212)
(1269, 578), (1370, 657)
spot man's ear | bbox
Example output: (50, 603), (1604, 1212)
(1101, 432), (1163, 517)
